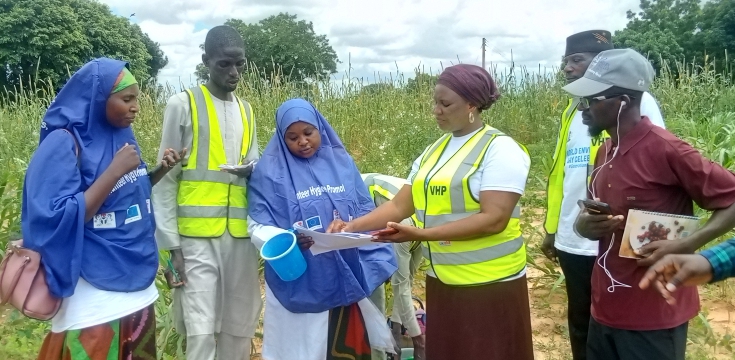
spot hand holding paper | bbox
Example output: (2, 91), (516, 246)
(219, 160), (256, 178)
(294, 225), (376, 255)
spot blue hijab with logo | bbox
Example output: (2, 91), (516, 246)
(248, 98), (396, 313)
(21, 58), (158, 298)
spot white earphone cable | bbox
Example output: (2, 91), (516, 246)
(587, 100), (631, 293)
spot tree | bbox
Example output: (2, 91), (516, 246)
(405, 72), (438, 93)
(699, 0), (735, 71)
(195, 13), (339, 83)
(360, 83), (394, 96)
(132, 24), (169, 81)
(614, 27), (685, 71)
(0, 0), (167, 90)
(614, 0), (735, 72)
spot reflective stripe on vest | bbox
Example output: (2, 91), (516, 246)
(545, 98), (612, 232)
(412, 125), (527, 285)
(543, 98), (578, 234)
(362, 173), (404, 203)
(177, 85), (254, 238)
(361, 173), (421, 251)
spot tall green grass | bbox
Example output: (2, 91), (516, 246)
(2, 59), (735, 359)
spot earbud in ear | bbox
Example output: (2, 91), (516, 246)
(621, 101), (626, 106)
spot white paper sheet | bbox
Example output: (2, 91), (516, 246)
(293, 225), (376, 255)
(218, 160), (256, 171)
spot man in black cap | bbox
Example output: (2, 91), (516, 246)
(541, 30), (665, 360)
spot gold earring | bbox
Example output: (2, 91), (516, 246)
(469, 113), (475, 124)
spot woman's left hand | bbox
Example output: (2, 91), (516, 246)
(161, 148), (187, 168)
(296, 233), (314, 250)
(371, 222), (426, 243)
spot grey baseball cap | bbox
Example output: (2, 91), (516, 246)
(562, 48), (655, 97)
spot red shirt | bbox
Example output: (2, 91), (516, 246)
(590, 116), (735, 330)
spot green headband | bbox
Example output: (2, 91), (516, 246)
(112, 67), (138, 93)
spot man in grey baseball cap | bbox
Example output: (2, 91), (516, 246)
(563, 48), (658, 139)
(563, 47), (655, 98)
(542, 37), (664, 360)
(570, 48), (735, 360)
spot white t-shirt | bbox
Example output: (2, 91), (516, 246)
(408, 127), (531, 281)
(554, 91), (666, 256)
(51, 278), (158, 332)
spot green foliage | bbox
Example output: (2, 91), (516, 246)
(405, 72), (438, 94)
(360, 83), (394, 95)
(615, 0), (735, 73)
(699, 0), (735, 68)
(0, 0), (167, 91)
(3, 56), (735, 359)
(132, 24), (169, 82)
(196, 13), (339, 84)
(0, 310), (50, 359)
(615, 27), (685, 70)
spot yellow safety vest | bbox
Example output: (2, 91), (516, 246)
(176, 85), (255, 238)
(544, 98), (608, 234)
(361, 173), (421, 252)
(411, 125), (528, 285)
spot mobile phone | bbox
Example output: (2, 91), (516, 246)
(370, 228), (399, 236)
(578, 199), (613, 215)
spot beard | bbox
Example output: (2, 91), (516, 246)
(588, 124), (605, 138)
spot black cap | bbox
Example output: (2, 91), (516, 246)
(565, 30), (613, 57)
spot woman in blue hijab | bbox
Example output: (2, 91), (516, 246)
(248, 98), (397, 360)
(23, 58), (185, 360)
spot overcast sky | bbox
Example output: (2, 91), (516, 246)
(98, 0), (644, 87)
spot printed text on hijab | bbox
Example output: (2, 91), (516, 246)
(296, 184), (346, 200)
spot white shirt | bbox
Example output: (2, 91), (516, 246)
(554, 91), (666, 256)
(51, 278), (158, 332)
(407, 127), (531, 281)
(408, 127), (531, 197)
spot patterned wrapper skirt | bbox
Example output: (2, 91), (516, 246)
(37, 304), (156, 360)
(327, 302), (372, 360)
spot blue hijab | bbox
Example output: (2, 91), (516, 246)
(248, 98), (396, 313)
(20, 58), (158, 298)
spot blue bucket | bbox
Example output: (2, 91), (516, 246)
(260, 229), (307, 282)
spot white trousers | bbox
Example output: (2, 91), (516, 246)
(389, 241), (423, 337)
(261, 282), (393, 360)
(370, 284), (387, 360)
(172, 232), (263, 360)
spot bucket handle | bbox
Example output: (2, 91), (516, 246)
(261, 228), (300, 261)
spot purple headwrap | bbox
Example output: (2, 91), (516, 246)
(437, 64), (500, 111)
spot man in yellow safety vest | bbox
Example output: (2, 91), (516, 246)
(151, 25), (262, 360)
(542, 30), (665, 360)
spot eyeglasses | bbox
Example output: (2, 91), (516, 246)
(577, 94), (635, 110)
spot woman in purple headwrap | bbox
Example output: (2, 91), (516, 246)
(328, 64), (534, 360)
